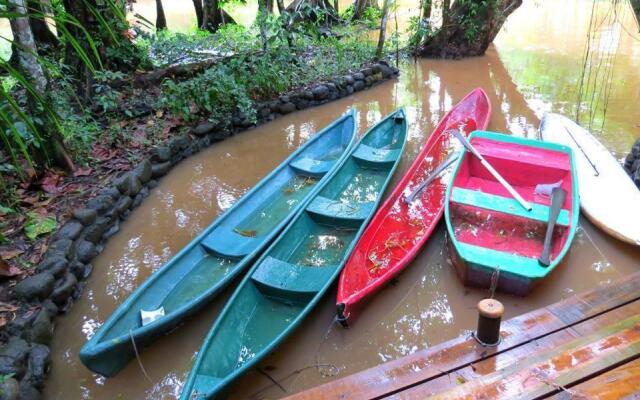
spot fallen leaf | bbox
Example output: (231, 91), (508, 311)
(0, 316), (6, 329)
(23, 212), (57, 241)
(0, 302), (17, 313)
(0, 260), (24, 278)
(0, 249), (24, 260)
(40, 171), (62, 194)
(93, 145), (118, 161)
(73, 167), (93, 177)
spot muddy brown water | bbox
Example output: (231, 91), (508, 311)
(43, 1), (640, 399)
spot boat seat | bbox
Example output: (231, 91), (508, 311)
(251, 256), (335, 303)
(305, 196), (373, 228)
(450, 187), (571, 227)
(457, 242), (550, 278)
(200, 228), (260, 258)
(289, 157), (334, 177)
(352, 144), (401, 169)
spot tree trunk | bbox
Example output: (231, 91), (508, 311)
(156, 0), (167, 30)
(631, 0), (640, 31)
(27, 0), (59, 49)
(417, 0), (522, 58)
(421, 0), (432, 21)
(276, 0), (285, 14)
(60, 0), (141, 90)
(286, 0), (338, 23)
(193, 0), (204, 27)
(266, 0), (274, 13)
(8, 0), (74, 171)
(257, 0), (268, 50)
(353, 0), (378, 20)
(201, 0), (237, 32)
(375, 0), (390, 60)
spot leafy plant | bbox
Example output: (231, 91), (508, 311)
(23, 212), (57, 241)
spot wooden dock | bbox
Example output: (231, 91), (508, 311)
(286, 272), (640, 399)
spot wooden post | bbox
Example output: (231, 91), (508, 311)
(474, 298), (503, 346)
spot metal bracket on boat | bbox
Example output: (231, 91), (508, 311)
(140, 307), (165, 326)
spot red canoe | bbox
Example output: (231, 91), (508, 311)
(336, 88), (492, 326)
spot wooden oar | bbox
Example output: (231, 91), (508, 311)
(539, 187), (567, 266)
(403, 152), (460, 204)
(452, 129), (532, 211)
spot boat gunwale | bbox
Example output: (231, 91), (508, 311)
(80, 110), (358, 365)
(444, 130), (580, 280)
(180, 108), (409, 399)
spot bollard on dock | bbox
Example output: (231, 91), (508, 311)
(473, 298), (504, 346)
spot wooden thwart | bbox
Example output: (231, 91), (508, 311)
(285, 272), (640, 400)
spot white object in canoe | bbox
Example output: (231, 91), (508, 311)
(540, 113), (640, 246)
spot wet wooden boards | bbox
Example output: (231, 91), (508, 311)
(285, 272), (640, 400)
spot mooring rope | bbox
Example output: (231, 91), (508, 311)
(129, 329), (153, 383)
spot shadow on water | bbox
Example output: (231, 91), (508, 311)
(43, 2), (640, 399)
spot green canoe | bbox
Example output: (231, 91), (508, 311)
(180, 109), (408, 399)
(80, 111), (356, 377)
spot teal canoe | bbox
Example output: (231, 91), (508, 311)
(445, 131), (579, 296)
(180, 109), (408, 400)
(80, 111), (357, 377)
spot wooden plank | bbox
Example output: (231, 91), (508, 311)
(387, 299), (640, 399)
(549, 358), (640, 399)
(284, 272), (640, 400)
(425, 315), (640, 399)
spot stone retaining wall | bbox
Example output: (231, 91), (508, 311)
(0, 60), (399, 399)
(624, 138), (640, 188)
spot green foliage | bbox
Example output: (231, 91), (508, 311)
(162, 64), (255, 126)
(23, 212), (57, 240)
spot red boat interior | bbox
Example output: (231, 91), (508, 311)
(450, 137), (574, 261)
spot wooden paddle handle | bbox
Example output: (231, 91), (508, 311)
(480, 159), (532, 211)
(539, 188), (567, 266)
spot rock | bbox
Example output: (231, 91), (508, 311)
(103, 221), (120, 240)
(279, 95), (290, 103)
(364, 76), (374, 86)
(112, 173), (131, 196)
(54, 221), (83, 241)
(346, 85), (354, 94)
(302, 90), (314, 100)
(151, 160), (172, 178)
(343, 75), (355, 85)
(278, 102), (296, 114)
(23, 345), (50, 389)
(168, 136), (190, 156)
(196, 136), (211, 149)
(46, 239), (74, 260)
(632, 159), (640, 174)
(75, 241), (97, 263)
(151, 146), (171, 163)
(99, 187), (121, 201)
(361, 67), (373, 76)
(371, 64), (382, 74)
(13, 273), (55, 301)
(86, 195), (114, 215)
(35, 257), (67, 278)
(379, 64), (395, 79)
(41, 300), (58, 317)
(634, 168), (640, 188)
(18, 381), (40, 400)
(192, 122), (215, 137)
(132, 159), (152, 184)
(353, 81), (365, 91)
(50, 273), (77, 305)
(0, 337), (29, 377)
(132, 187), (149, 208)
(258, 107), (271, 119)
(632, 138), (640, 156)
(116, 196), (133, 214)
(353, 72), (365, 81)
(295, 99), (310, 110)
(371, 72), (383, 82)
(311, 85), (329, 100)
(147, 180), (158, 189)
(624, 153), (635, 172)
(83, 217), (112, 244)
(70, 262), (92, 280)
(0, 376), (19, 400)
(28, 311), (52, 345)
(326, 82), (338, 93)
(72, 209), (97, 226)
(128, 175), (142, 197)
